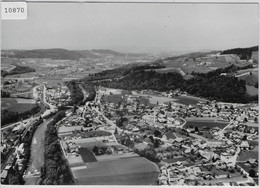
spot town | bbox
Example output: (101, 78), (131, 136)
(2, 70), (258, 185)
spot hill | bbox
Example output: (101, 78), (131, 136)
(1, 49), (84, 60)
(220, 46), (258, 60)
(1, 65), (36, 77)
(1, 48), (146, 60)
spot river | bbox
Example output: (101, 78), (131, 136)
(24, 118), (53, 185)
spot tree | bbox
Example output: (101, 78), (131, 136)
(72, 104), (78, 113)
(116, 116), (128, 128)
(8, 174), (20, 185)
(154, 130), (162, 137)
(167, 102), (172, 111)
(149, 136), (154, 143)
(114, 128), (118, 135)
(249, 169), (257, 177)
(92, 146), (99, 155)
(154, 139), (160, 148)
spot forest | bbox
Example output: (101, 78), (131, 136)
(65, 80), (84, 105)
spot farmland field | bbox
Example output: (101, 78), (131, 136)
(75, 171), (159, 185)
(78, 148), (97, 162)
(1, 98), (37, 113)
(73, 156), (159, 185)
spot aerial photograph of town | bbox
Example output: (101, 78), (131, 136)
(1, 1), (259, 186)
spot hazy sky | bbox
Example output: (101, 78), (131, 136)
(1, 3), (259, 53)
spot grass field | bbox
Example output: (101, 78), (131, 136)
(152, 67), (180, 74)
(1, 98), (37, 113)
(174, 95), (208, 105)
(237, 74), (258, 86)
(148, 96), (176, 105)
(104, 94), (151, 106)
(165, 132), (177, 139)
(237, 68), (258, 75)
(246, 85), (258, 96)
(73, 156), (159, 185)
(237, 150), (258, 161)
(104, 94), (127, 104)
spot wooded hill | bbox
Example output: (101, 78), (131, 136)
(89, 64), (257, 103)
(221, 46), (258, 60)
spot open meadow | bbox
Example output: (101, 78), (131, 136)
(73, 156), (159, 185)
(1, 98), (37, 113)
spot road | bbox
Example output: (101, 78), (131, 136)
(1, 117), (37, 131)
(235, 72), (251, 78)
(219, 121), (233, 134)
(24, 118), (53, 184)
(1, 83), (54, 131)
(92, 107), (123, 133)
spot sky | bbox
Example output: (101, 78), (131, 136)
(1, 2), (259, 53)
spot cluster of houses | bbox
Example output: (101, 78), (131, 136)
(45, 84), (71, 107)
(158, 159), (253, 186)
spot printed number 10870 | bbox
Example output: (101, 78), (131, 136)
(4, 7), (25, 13)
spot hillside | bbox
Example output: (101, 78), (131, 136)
(85, 59), (257, 103)
(1, 49), (146, 60)
(1, 49), (84, 60)
(221, 46), (258, 60)
(1, 65), (36, 77)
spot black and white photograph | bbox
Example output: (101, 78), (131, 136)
(1, 0), (259, 186)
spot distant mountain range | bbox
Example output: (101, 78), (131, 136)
(1, 46), (258, 61)
(1, 48), (146, 60)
